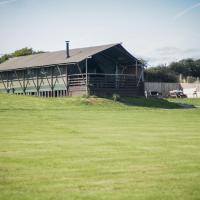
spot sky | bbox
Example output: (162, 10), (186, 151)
(0, 0), (200, 66)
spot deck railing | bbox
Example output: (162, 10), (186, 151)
(68, 73), (137, 88)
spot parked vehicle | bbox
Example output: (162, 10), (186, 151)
(168, 90), (187, 98)
(147, 91), (162, 98)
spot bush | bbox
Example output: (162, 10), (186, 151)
(145, 59), (200, 83)
(112, 94), (120, 102)
(82, 94), (90, 98)
(145, 66), (178, 83)
(0, 47), (45, 64)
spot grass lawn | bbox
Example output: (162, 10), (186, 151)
(168, 98), (200, 106)
(0, 94), (200, 200)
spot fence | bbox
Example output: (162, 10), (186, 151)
(145, 82), (200, 97)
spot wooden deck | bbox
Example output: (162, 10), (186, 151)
(68, 73), (144, 96)
(0, 71), (144, 97)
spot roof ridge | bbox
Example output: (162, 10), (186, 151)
(5, 43), (119, 61)
(0, 43), (121, 71)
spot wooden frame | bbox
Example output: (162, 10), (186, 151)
(0, 60), (144, 97)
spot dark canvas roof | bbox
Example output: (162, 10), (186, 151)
(0, 43), (141, 71)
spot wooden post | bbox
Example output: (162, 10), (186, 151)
(10, 72), (14, 94)
(115, 63), (118, 88)
(136, 60), (138, 78)
(51, 66), (54, 97)
(0, 72), (8, 92)
(36, 68), (39, 96)
(23, 70), (26, 94)
(86, 59), (88, 96)
(66, 66), (69, 96)
(7, 72), (9, 93)
(142, 66), (144, 82)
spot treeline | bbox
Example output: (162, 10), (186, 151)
(0, 47), (44, 64)
(145, 59), (200, 82)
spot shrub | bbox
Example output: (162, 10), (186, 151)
(82, 94), (90, 98)
(112, 94), (120, 102)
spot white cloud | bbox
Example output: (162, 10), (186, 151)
(0, 0), (17, 6)
(156, 47), (180, 56)
(174, 2), (200, 19)
(142, 47), (200, 66)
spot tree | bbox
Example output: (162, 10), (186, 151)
(12, 47), (34, 57)
(169, 59), (200, 78)
(138, 58), (148, 66)
(0, 47), (44, 64)
(0, 54), (11, 64)
(145, 58), (200, 82)
(145, 65), (178, 82)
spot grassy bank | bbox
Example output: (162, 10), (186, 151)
(168, 98), (200, 106)
(0, 94), (200, 200)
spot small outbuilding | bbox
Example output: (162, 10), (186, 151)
(0, 42), (145, 97)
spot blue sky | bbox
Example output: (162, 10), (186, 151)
(0, 0), (200, 66)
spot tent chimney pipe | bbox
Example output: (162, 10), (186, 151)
(65, 41), (70, 58)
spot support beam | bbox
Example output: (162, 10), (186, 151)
(6, 72), (9, 92)
(25, 69), (30, 92)
(141, 66), (144, 81)
(136, 60), (138, 77)
(9, 72), (14, 92)
(77, 63), (86, 84)
(66, 66), (69, 96)
(137, 69), (143, 87)
(85, 59), (88, 96)
(30, 72), (37, 91)
(115, 63), (119, 88)
(36, 68), (40, 96)
(14, 71), (23, 92)
(56, 65), (68, 89)
(51, 66), (54, 97)
(0, 72), (8, 92)
(23, 70), (26, 94)
(43, 69), (52, 90)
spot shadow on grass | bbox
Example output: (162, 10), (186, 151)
(0, 93), (184, 110)
(113, 97), (182, 109)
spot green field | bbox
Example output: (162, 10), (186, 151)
(169, 98), (200, 107)
(0, 94), (200, 200)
